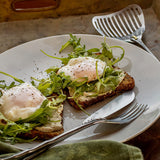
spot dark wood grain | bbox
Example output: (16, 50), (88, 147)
(126, 118), (160, 160)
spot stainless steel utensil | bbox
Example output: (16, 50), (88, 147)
(83, 90), (135, 123)
(4, 93), (148, 160)
(92, 4), (153, 55)
(5, 103), (147, 160)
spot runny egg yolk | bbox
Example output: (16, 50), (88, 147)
(0, 83), (46, 121)
(57, 57), (106, 82)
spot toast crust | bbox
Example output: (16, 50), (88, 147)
(18, 99), (64, 140)
(67, 73), (135, 110)
(19, 128), (64, 140)
(1, 72), (134, 140)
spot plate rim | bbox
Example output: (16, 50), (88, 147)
(0, 33), (160, 149)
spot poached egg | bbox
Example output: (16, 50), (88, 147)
(0, 83), (46, 121)
(57, 57), (106, 82)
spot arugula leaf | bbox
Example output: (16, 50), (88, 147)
(0, 80), (6, 89)
(59, 41), (71, 53)
(94, 43), (125, 68)
(45, 66), (60, 74)
(87, 48), (100, 54)
(16, 99), (52, 124)
(58, 72), (72, 89)
(68, 66), (124, 101)
(0, 135), (37, 144)
(59, 34), (84, 53)
(0, 119), (37, 143)
(0, 90), (2, 97)
(0, 71), (24, 84)
(41, 50), (70, 65)
(41, 34), (125, 69)
(110, 46), (125, 65)
(101, 40), (113, 59)
(50, 94), (66, 106)
(74, 99), (90, 116)
(32, 71), (63, 96)
(32, 67), (72, 97)
(0, 71), (24, 91)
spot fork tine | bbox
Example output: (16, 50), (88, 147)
(124, 104), (148, 122)
(120, 104), (148, 122)
(122, 104), (144, 119)
(118, 103), (139, 118)
(108, 104), (148, 124)
(119, 103), (142, 119)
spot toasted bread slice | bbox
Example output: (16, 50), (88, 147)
(0, 89), (64, 141)
(67, 72), (135, 110)
(19, 126), (64, 140)
(19, 103), (64, 140)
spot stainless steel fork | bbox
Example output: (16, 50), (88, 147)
(3, 103), (148, 160)
(92, 4), (154, 55)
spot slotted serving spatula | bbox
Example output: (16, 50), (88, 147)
(92, 4), (153, 55)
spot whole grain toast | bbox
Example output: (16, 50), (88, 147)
(67, 72), (135, 110)
(0, 85), (64, 141)
(16, 92), (64, 140)
(19, 104), (64, 140)
(19, 127), (64, 140)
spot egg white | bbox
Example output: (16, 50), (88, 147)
(57, 57), (106, 82)
(0, 83), (46, 121)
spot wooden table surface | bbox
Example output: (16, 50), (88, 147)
(126, 118), (160, 160)
(0, 7), (160, 160)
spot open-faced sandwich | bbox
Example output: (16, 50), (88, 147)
(42, 34), (135, 112)
(0, 71), (66, 143)
(0, 34), (135, 143)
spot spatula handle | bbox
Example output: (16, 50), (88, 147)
(131, 37), (154, 56)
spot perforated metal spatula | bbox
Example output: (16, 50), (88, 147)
(92, 4), (153, 55)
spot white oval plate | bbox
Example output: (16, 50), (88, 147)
(0, 34), (160, 149)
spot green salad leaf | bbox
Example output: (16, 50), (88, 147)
(41, 34), (124, 67)
(41, 50), (70, 65)
(40, 34), (125, 113)
(0, 71), (24, 84)
(31, 67), (71, 97)
(59, 34), (86, 54)
(49, 94), (66, 106)
(0, 120), (37, 143)
(0, 71), (24, 91)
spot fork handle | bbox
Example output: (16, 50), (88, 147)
(131, 37), (154, 56)
(3, 119), (104, 160)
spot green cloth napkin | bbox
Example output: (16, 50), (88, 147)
(0, 140), (143, 160)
